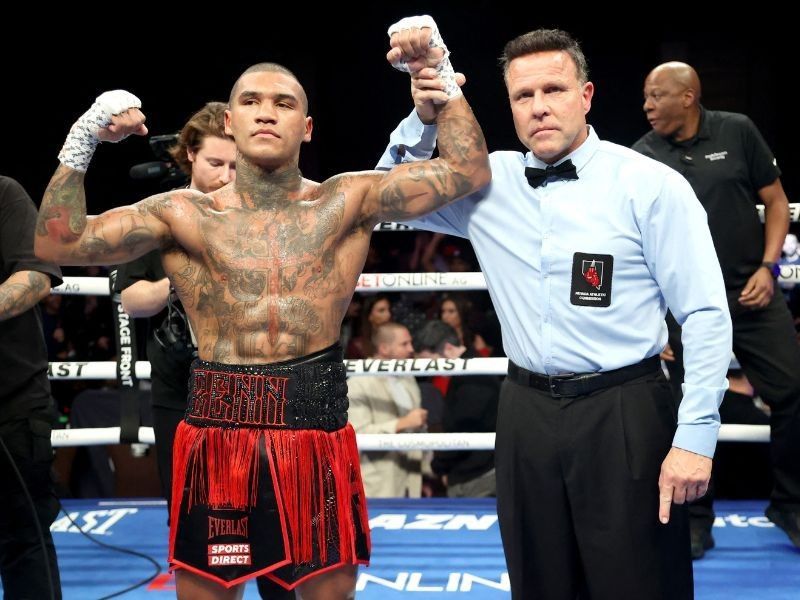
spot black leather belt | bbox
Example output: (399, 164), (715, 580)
(507, 355), (661, 398)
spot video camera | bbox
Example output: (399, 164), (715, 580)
(154, 289), (196, 361)
(128, 134), (188, 189)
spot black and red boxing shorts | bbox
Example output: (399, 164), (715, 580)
(168, 343), (370, 589)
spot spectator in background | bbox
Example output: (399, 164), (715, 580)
(440, 293), (491, 356)
(415, 320), (498, 498)
(779, 233), (800, 325)
(422, 232), (474, 273)
(782, 234), (800, 266)
(348, 322), (427, 497)
(346, 293), (392, 359)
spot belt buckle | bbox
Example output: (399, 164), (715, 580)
(547, 373), (575, 398)
(548, 372), (605, 397)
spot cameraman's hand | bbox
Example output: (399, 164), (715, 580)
(121, 278), (170, 318)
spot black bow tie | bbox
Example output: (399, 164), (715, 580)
(525, 159), (579, 188)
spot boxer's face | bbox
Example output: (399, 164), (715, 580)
(506, 51), (593, 164)
(225, 71), (312, 168)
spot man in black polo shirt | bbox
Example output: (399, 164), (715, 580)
(633, 61), (800, 557)
(0, 175), (63, 598)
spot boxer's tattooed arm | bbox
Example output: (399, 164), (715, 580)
(36, 168), (87, 240)
(0, 271), (51, 322)
(36, 165), (173, 266)
(365, 95), (490, 223)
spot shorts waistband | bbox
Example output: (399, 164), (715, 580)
(186, 344), (348, 431)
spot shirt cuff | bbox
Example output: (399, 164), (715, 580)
(672, 383), (725, 458)
(672, 421), (720, 458)
(375, 110), (438, 170)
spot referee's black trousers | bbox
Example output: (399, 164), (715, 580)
(495, 370), (692, 599)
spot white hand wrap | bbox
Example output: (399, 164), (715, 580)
(388, 15), (461, 99)
(58, 90), (142, 172)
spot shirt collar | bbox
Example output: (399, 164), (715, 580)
(524, 125), (600, 174)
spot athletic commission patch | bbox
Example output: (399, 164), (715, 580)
(570, 252), (613, 307)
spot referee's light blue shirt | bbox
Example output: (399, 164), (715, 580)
(377, 112), (732, 458)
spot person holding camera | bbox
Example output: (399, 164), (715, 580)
(115, 101), (235, 504)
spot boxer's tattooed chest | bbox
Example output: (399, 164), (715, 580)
(201, 192), (344, 299)
(171, 188), (356, 362)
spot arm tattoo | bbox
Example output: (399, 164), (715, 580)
(36, 167), (87, 241)
(0, 271), (51, 322)
(136, 195), (175, 220)
(36, 165), (173, 263)
(374, 98), (488, 222)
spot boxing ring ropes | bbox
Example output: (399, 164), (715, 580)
(45, 203), (800, 451)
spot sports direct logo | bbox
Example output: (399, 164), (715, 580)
(208, 543), (252, 566)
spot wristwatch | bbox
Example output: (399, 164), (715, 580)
(760, 261), (781, 278)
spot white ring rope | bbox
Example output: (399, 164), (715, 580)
(52, 427), (156, 447)
(52, 272), (492, 295)
(49, 361), (151, 380)
(45, 356), (750, 380)
(49, 358), (512, 379)
(372, 222), (416, 232)
(48, 267), (800, 296)
(52, 276), (112, 296)
(49, 426), (769, 448)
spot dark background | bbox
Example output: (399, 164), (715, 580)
(1, 8), (794, 210)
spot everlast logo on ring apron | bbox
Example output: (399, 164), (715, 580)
(571, 252), (614, 307)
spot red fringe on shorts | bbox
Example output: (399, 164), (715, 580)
(168, 422), (370, 569)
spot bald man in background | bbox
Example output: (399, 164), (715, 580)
(634, 61), (800, 558)
(348, 322), (427, 498)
